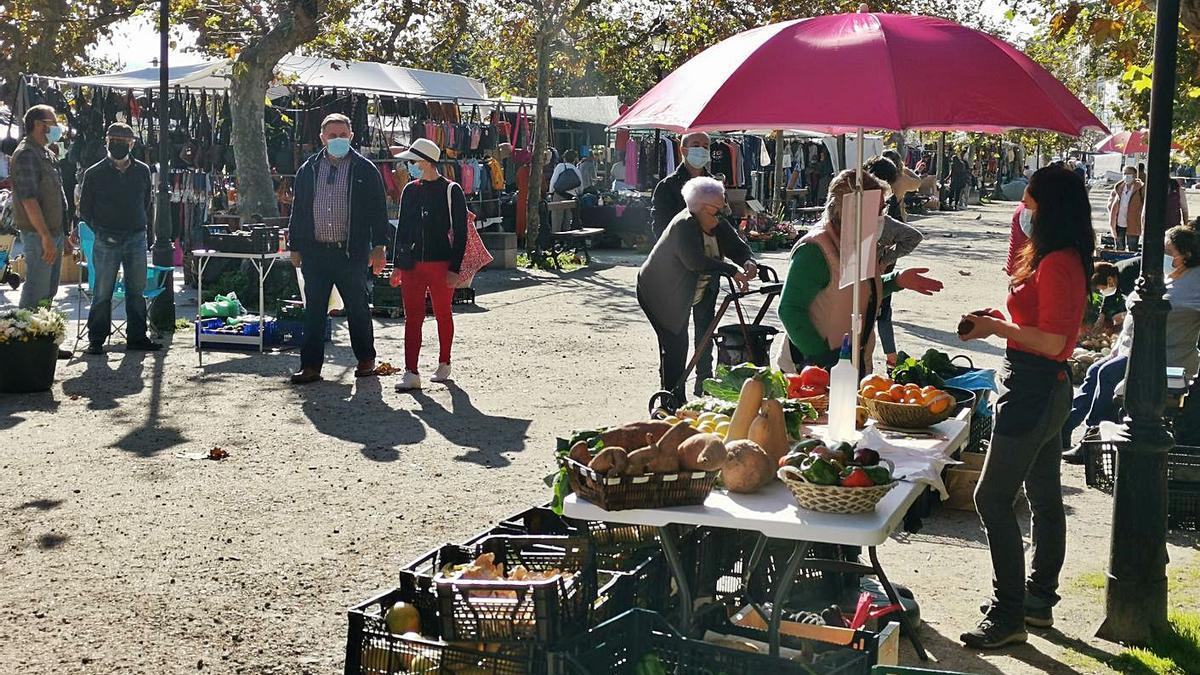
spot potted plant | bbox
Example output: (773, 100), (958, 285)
(0, 306), (68, 393)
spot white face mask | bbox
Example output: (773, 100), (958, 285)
(685, 147), (711, 169)
(1100, 285), (1118, 297)
(1019, 208), (1034, 237)
(1165, 254), (1177, 277)
(1124, 174), (1136, 185)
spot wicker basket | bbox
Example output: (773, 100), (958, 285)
(793, 394), (829, 414)
(862, 397), (954, 429)
(777, 467), (898, 514)
(561, 458), (719, 511)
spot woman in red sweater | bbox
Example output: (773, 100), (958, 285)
(957, 165), (1093, 649)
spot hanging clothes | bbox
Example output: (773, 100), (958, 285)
(662, 136), (676, 177)
(625, 138), (640, 190)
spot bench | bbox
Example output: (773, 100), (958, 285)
(549, 227), (606, 269)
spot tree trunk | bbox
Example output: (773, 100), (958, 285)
(525, 29), (552, 252)
(226, 1), (319, 221)
(229, 63), (279, 219)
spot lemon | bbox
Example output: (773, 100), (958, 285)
(699, 412), (717, 422)
(715, 422), (730, 435)
(665, 416), (680, 425)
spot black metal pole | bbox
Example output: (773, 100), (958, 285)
(148, 0), (176, 331)
(1096, 0), (1177, 645)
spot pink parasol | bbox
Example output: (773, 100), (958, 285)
(1094, 129), (1180, 154)
(613, 13), (1107, 136)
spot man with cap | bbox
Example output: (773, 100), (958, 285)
(287, 113), (393, 385)
(77, 122), (160, 354)
(11, 104), (73, 356)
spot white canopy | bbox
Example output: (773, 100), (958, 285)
(35, 56), (490, 102)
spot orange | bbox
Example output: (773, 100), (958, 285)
(861, 384), (884, 400)
(903, 396), (922, 406)
(903, 383), (921, 395)
(860, 374), (889, 390)
(920, 385), (940, 397)
(874, 389), (897, 402)
(887, 384), (907, 400)
(919, 390), (941, 405)
(927, 394), (952, 415)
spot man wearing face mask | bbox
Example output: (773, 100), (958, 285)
(287, 113), (393, 385)
(1108, 166), (1144, 252)
(77, 123), (159, 354)
(652, 132), (713, 240)
(11, 106), (71, 353)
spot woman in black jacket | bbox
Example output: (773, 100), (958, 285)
(392, 138), (467, 391)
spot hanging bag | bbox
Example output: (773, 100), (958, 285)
(446, 182), (492, 287)
(510, 104), (533, 165)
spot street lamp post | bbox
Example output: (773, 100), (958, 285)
(1096, 0), (1178, 645)
(148, 0), (176, 331)
(650, 35), (672, 185)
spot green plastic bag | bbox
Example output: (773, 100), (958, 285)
(199, 292), (243, 319)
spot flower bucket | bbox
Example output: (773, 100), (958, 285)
(0, 337), (57, 393)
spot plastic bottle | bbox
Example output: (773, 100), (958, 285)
(827, 334), (858, 442)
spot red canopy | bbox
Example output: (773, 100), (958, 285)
(1094, 129), (1180, 154)
(613, 13), (1107, 136)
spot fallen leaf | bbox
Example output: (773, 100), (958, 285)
(208, 447), (229, 460)
(958, 270), (972, 276)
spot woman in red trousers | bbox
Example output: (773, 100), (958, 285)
(392, 138), (467, 390)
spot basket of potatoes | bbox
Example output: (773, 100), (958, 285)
(561, 420), (727, 511)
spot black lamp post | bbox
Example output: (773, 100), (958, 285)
(1096, 0), (1178, 645)
(148, 0), (176, 330)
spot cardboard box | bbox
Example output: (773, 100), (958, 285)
(945, 467), (981, 512)
(731, 604), (900, 666)
(958, 451), (986, 472)
(11, 253), (83, 285)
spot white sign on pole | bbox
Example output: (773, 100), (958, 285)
(837, 189), (883, 290)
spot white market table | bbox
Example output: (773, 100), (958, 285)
(563, 418), (969, 660)
(192, 249), (291, 365)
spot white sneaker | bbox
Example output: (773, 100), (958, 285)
(431, 363), (452, 382)
(395, 371), (422, 391)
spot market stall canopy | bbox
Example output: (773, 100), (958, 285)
(612, 13), (1107, 137)
(37, 55), (490, 101)
(511, 96), (621, 127)
(1094, 129), (1182, 154)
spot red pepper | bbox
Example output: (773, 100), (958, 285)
(840, 467), (875, 488)
(799, 366), (831, 390)
(796, 384), (824, 399)
(785, 373), (806, 398)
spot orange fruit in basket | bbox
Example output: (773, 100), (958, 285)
(903, 383), (921, 396)
(919, 389), (941, 405)
(903, 396), (922, 406)
(874, 389), (897, 403)
(920, 385), (940, 397)
(927, 394), (953, 415)
(887, 384), (907, 400)
(861, 384), (883, 399)
(860, 374), (889, 390)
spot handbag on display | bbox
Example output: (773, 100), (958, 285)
(510, 104), (533, 165)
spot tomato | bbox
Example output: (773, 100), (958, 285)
(785, 373), (806, 398)
(799, 366), (831, 390)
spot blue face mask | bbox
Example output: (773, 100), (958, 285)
(1019, 207), (1034, 237)
(326, 137), (351, 158)
(408, 161), (422, 177)
(47, 125), (64, 144)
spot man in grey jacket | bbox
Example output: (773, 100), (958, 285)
(638, 177), (756, 403)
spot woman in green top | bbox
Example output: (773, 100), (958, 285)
(778, 169), (942, 375)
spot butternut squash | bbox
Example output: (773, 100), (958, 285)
(726, 377), (766, 442)
(758, 399), (791, 463)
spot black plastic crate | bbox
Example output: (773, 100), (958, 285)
(554, 609), (868, 675)
(344, 585), (541, 675)
(398, 542), (476, 633)
(591, 550), (675, 624)
(1083, 437), (1200, 530)
(484, 506), (660, 572)
(691, 528), (854, 612)
(436, 535), (597, 645)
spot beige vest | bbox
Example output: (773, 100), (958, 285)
(798, 226), (883, 355)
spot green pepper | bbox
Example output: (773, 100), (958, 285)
(800, 456), (841, 486)
(862, 465), (893, 486)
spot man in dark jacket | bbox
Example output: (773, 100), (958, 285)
(651, 132), (711, 240)
(288, 113), (393, 384)
(78, 122), (160, 354)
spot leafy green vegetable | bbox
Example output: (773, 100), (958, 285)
(781, 399), (818, 439)
(679, 397), (739, 416)
(551, 468), (571, 515)
(700, 363), (789, 402)
(551, 429), (604, 515)
(891, 351), (945, 387)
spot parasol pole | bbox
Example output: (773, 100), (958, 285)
(774, 130), (786, 216)
(852, 126), (864, 375)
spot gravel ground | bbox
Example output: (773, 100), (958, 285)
(2, 189), (1198, 674)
